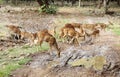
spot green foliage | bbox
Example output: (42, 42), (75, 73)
(39, 5), (57, 14)
(69, 56), (106, 70)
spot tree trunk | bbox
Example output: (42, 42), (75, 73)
(98, 0), (104, 9)
(37, 0), (43, 6)
(78, 0), (81, 7)
(71, 0), (76, 6)
(37, 0), (49, 7)
(37, 0), (50, 13)
(11, 0), (18, 5)
(103, 0), (109, 14)
(117, 0), (120, 6)
(15, 0), (18, 5)
(103, 0), (107, 13)
(61, 0), (64, 6)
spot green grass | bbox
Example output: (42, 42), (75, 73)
(0, 63), (21, 77)
(0, 42), (49, 77)
(112, 28), (120, 35)
(110, 24), (120, 35)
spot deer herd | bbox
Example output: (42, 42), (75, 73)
(6, 22), (110, 58)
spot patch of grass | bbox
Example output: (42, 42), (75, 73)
(112, 28), (120, 35)
(0, 42), (49, 77)
(111, 24), (120, 35)
(0, 63), (21, 77)
(18, 58), (31, 65)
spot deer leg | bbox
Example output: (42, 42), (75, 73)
(30, 39), (34, 46)
(37, 38), (43, 49)
(76, 38), (81, 46)
(54, 43), (60, 58)
(49, 43), (54, 56)
(69, 37), (75, 44)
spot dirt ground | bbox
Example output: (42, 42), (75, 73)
(10, 30), (120, 77)
(0, 5), (120, 77)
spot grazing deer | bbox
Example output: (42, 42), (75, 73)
(82, 24), (98, 31)
(6, 25), (21, 40)
(37, 29), (60, 57)
(96, 23), (108, 31)
(84, 28), (100, 45)
(59, 23), (75, 39)
(60, 23), (85, 45)
(20, 31), (37, 46)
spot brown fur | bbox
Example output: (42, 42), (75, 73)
(70, 23), (85, 37)
(67, 23), (85, 34)
(60, 23), (86, 45)
(59, 23), (75, 38)
(96, 23), (107, 31)
(85, 28), (100, 38)
(65, 28), (81, 44)
(83, 28), (100, 45)
(33, 33), (38, 39)
(61, 24), (86, 45)
(82, 24), (97, 30)
(37, 29), (60, 57)
(20, 31), (37, 45)
(70, 23), (82, 28)
(48, 26), (56, 37)
(91, 29), (100, 37)
(6, 25), (21, 39)
(64, 23), (75, 29)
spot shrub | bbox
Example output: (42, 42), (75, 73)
(39, 5), (57, 14)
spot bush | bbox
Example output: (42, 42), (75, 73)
(39, 5), (57, 14)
